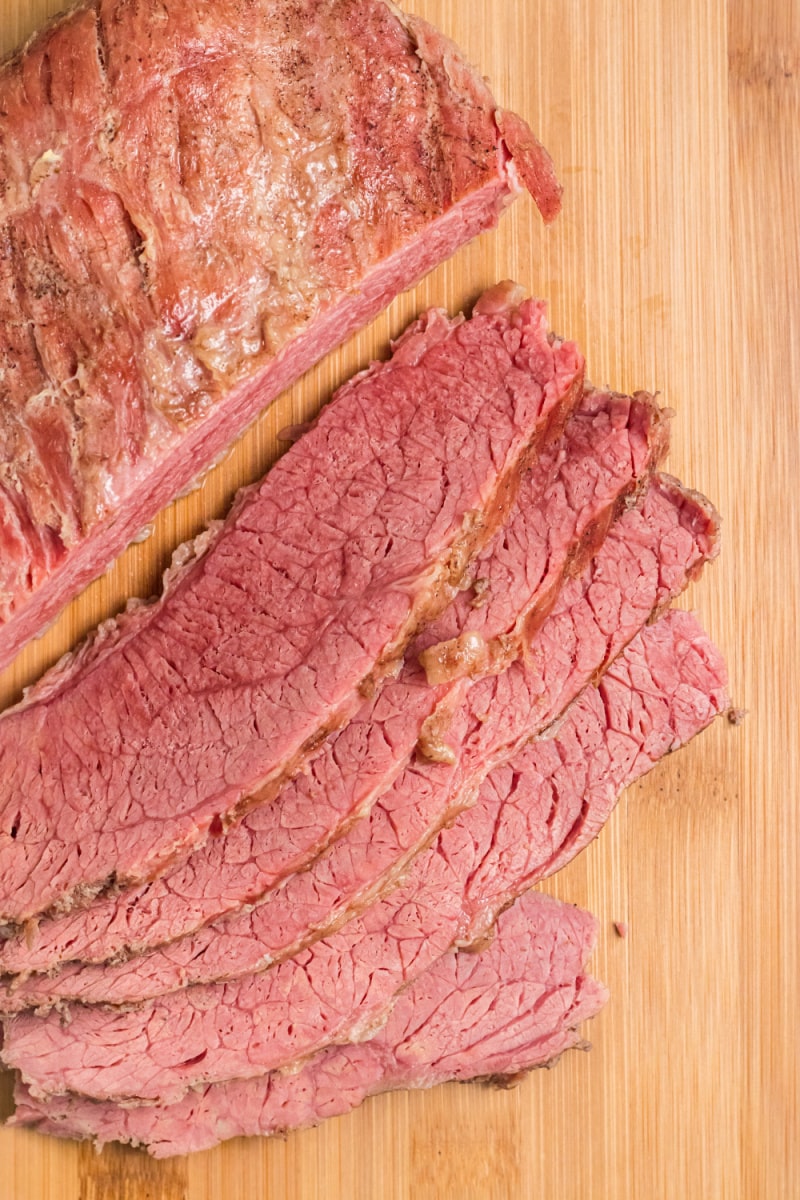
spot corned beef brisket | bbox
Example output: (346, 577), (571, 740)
(0, 26), (731, 1132)
(0, 0), (561, 671)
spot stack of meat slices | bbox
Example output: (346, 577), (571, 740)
(0, 284), (730, 1158)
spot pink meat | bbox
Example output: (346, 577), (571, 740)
(0, 289), (584, 927)
(0, 386), (667, 977)
(9, 891), (605, 1157)
(0, 472), (714, 1012)
(0, 0), (561, 670)
(0, 610), (730, 1103)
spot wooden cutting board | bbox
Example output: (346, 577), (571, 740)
(0, 1), (796, 1196)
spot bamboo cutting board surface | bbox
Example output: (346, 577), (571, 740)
(0, 1), (797, 1196)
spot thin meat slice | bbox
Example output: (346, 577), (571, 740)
(0, 386), (667, 978)
(0, 289), (584, 928)
(0, 611), (730, 1103)
(9, 892), (606, 1158)
(0, 0), (561, 671)
(0, 473), (713, 1011)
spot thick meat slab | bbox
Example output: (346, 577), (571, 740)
(0, 610), (729, 1102)
(0, 0), (561, 671)
(0, 386), (667, 978)
(0, 290), (584, 928)
(0, 472), (713, 1011)
(10, 892), (607, 1157)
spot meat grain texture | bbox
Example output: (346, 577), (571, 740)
(0, 289), (583, 927)
(0, 473), (720, 1012)
(10, 892), (608, 1157)
(0, 609), (729, 1103)
(0, 386), (668, 979)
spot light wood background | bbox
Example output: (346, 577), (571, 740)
(0, 1), (797, 1197)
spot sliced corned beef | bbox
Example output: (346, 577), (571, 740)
(0, 385), (667, 978)
(0, 0), (561, 671)
(0, 288), (585, 928)
(9, 891), (607, 1157)
(0, 609), (729, 1102)
(0, 472), (715, 1011)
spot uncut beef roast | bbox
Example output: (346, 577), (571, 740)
(0, 0), (561, 671)
(0, 287), (584, 929)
